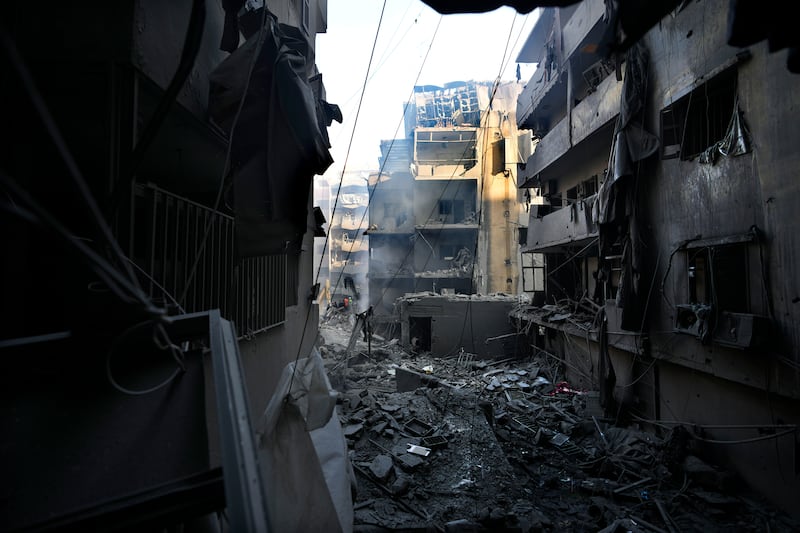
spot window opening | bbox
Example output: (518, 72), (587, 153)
(660, 67), (737, 160)
(522, 252), (546, 295)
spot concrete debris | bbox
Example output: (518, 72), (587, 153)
(319, 322), (800, 532)
(369, 455), (395, 482)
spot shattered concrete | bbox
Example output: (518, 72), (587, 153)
(318, 321), (800, 532)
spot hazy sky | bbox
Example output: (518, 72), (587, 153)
(316, 1), (540, 175)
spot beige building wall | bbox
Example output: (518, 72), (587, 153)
(475, 82), (525, 295)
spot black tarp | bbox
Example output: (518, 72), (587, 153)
(727, 0), (799, 73)
(209, 12), (334, 257)
(596, 42), (658, 332)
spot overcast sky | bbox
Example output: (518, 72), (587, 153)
(316, 1), (540, 176)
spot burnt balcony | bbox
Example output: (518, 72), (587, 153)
(520, 72), (620, 186)
(525, 194), (598, 252)
(413, 128), (480, 179)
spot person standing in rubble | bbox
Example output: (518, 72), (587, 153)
(361, 305), (373, 342)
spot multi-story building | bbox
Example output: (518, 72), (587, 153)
(366, 140), (416, 316)
(0, 1), (351, 530)
(368, 80), (528, 316)
(327, 171), (370, 311)
(512, 0), (800, 516)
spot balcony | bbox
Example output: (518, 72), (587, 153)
(525, 194), (598, 252)
(561, 0), (606, 62)
(519, 74), (619, 187)
(330, 259), (368, 275)
(571, 71), (622, 145)
(524, 116), (570, 178)
(516, 0), (606, 129)
(413, 128), (480, 179)
(332, 236), (369, 253)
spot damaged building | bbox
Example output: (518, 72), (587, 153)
(506, 0), (800, 518)
(323, 170), (372, 313)
(0, 1), (353, 531)
(367, 80), (530, 316)
(4, 0), (800, 530)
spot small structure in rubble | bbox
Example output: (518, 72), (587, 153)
(396, 292), (524, 358)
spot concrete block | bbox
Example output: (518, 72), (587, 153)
(368, 454), (394, 482)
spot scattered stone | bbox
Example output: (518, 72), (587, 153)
(379, 402), (401, 413)
(319, 322), (800, 532)
(368, 454), (394, 482)
(343, 423), (364, 438)
(391, 475), (411, 496)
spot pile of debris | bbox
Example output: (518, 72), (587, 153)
(513, 298), (601, 333)
(318, 323), (800, 532)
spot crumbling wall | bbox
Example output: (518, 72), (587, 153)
(399, 295), (519, 358)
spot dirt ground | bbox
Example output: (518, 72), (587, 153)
(317, 317), (799, 533)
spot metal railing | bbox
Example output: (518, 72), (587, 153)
(131, 183), (287, 335)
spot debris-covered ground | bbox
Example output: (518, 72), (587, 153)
(318, 317), (800, 533)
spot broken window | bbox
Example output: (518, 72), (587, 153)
(522, 252), (545, 294)
(440, 244), (457, 261)
(660, 67), (737, 160)
(675, 232), (771, 348)
(687, 243), (749, 313)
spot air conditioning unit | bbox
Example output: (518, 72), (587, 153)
(674, 304), (711, 342)
(712, 312), (770, 350)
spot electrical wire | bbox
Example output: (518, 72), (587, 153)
(290, 0), (390, 393)
(0, 25), (148, 302)
(177, 5), (270, 308)
(123, 0), (207, 186)
(0, 170), (157, 313)
(105, 320), (185, 396)
(125, 257), (187, 314)
(630, 415), (797, 445)
(324, 14), (444, 307)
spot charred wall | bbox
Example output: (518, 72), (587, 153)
(632, 0), (800, 512)
(399, 295), (520, 358)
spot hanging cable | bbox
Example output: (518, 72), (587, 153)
(0, 24), (146, 299)
(106, 320), (186, 396)
(0, 170), (158, 313)
(120, 0), (207, 192)
(322, 13), (445, 304)
(291, 0), (390, 393)
(177, 5), (270, 307)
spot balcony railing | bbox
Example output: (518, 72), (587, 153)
(525, 194), (598, 251)
(131, 183), (288, 336)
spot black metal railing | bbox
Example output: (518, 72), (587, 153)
(131, 183), (287, 335)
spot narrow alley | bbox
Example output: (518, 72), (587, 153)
(318, 310), (799, 532)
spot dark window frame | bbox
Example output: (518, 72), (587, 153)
(660, 67), (738, 161)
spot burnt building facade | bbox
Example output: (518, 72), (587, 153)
(326, 170), (371, 311)
(368, 81), (528, 316)
(511, 0), (800, 515)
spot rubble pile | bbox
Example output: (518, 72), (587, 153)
(318, 322), (800, 532)
(513, 299), (602, 333)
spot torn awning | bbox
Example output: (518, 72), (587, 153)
(209, 11), (335, 256)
